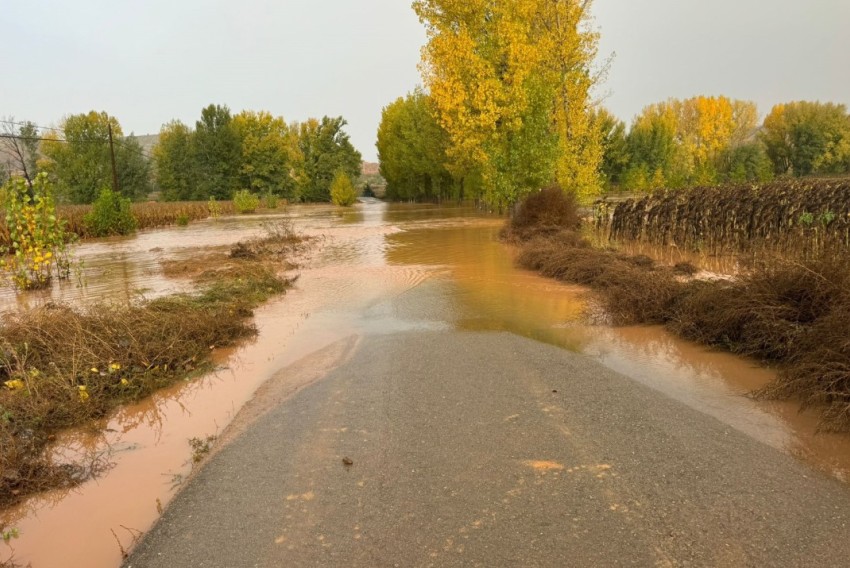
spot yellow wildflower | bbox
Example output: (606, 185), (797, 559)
(109, 363), (121, 372)
(78, 385), (90, 402)
(4, 379), (25, 390)
(120, 378), (129, 386)
(90, 367), (99, 373)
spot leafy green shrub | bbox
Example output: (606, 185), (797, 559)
(330, 171), (357, 207)
(84, 188), (137, 237)
(233, 189), (260, 214)
(264, 192), (280, 210)
(176, 213), (190, 226)
(0, 174), (74, 290)
(208, 196), (222, 219)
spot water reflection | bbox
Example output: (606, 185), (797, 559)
(383, 216), (850, 480)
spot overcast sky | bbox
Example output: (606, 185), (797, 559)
(3, 0), (849, 162)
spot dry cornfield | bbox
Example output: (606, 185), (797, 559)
(0, 201), (237, 247)
(602, 179), (850, 257)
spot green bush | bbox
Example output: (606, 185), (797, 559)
(330, 171), (357, 207)
(264, 192), (280, 210)
(83, 188), (137, 237)
(233, 189), (260, 214)
(208, 196), (222, 219)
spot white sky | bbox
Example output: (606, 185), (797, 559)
(3, 1), (849, 162)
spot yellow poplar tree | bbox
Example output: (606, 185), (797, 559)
(535, 0), (603, 201)
(414, 0), (603, 207)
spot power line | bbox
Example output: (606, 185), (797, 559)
(0, 127), (156, 160)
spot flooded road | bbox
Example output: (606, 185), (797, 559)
(3, 201), (850, 567)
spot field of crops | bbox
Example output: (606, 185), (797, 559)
(0, 201), (237, 247)
(603, 179), (850, 256)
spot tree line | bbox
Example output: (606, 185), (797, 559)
(377, 1), (850, 206)
(600, 98), (850, 191)
(1, 105), (362, 204)
(379, 0), (602, 210)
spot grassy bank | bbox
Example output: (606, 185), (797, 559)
(507, 188), (850, 431)
(0, 221), (307, 508)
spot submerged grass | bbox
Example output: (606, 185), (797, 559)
(0, 221), (306, 508)
(509, 189), (850, 431)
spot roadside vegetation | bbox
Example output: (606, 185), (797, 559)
(0, 220), (308, 508)
(506, 184), (850, 431)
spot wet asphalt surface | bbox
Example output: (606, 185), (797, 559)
(125, 331), (850, 567)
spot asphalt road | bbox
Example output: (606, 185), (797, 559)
(125, 331), (850, 567)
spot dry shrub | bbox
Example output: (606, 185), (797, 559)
(502, 186), (581, 243)
(670, 254), (847, 360)
(774, 303), (850, 430)
(229, 220), (304, 261)
(517, 231), (684, 325)
(672, 262), (698, 276)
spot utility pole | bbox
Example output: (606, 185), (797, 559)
(107, 121), (119, 193)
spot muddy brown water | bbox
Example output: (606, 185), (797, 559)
(3, 200), (850, 568)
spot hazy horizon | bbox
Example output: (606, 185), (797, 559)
(4, 0), (849, 162)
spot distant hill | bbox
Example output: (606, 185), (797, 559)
(133, 133), (159, 154)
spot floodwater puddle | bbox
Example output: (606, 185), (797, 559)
(3, 200), (850, 567)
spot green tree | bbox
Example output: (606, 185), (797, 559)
(330, 170), (358, 206)
(153, 120), (196, 201)
(192, 104), (242, 200)
(116, 135), (152, 199)
(594, 108), (629, 189)
(720, 142), (773, 183)
(761, 101), (850, 176)
(624, 103), (681, 189)
(232, 111), (296, 199)
(376, 90), (455, 202)
(41, 111), (151, 203)
(297, 116), (361, 202)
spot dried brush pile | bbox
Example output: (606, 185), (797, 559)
(606, 179), (850, 256)
(510, 189), (850, 431)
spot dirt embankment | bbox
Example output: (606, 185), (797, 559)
(505, 186), (850, 431)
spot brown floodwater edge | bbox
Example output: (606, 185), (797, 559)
(2, 201), (850, 568)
